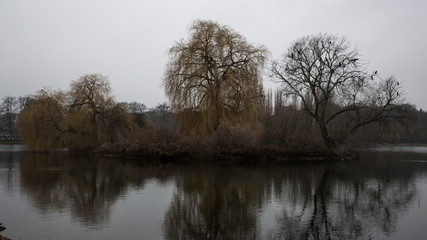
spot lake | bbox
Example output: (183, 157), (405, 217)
(1, 144), (427, 240)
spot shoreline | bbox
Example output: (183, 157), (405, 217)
(7, 141), (427, 163)
(94, 143), (359, 164)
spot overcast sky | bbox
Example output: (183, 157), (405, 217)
(1, 0), (426, 109)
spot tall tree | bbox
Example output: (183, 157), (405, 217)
(270, 33), (407, 148)
(164, 20), (268, 135)
(68, 74), (114, 147)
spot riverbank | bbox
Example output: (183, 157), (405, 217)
(93, 127), (359, 163)
(11, 127), (359, 163)
(95, 141), (358, 163)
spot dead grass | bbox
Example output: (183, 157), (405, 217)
(94, 127), (351, 163)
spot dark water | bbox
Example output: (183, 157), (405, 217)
(0, 145), (426, 240)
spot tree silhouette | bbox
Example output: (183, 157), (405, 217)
(270, 33), (407, 148)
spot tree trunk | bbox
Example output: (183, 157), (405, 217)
(318, 122), (336, 149)
(213, 79), (222, 131)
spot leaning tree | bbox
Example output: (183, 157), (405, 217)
(270, 33), (408, 148)
(164, 20), (268, 135)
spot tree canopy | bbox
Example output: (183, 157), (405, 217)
(18, 74), (135, 151)
(164, 20), (268, 135)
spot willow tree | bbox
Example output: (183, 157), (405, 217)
(270, 33), (407, 148)
(18, 90), (69, 151)
(164, 20), (268, 135)
(18, 74), (134, 151)
(67, 74), (133, 149)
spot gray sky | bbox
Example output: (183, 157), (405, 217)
(1, 0), (426, 109)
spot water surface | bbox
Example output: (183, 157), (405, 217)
(0, 145), (426, 239)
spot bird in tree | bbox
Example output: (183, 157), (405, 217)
(270, 33), (406, 148)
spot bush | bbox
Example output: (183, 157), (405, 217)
(210, 126), (259, 151)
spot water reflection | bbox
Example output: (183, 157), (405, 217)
(18, 153), (177, 228)
(164, 167), (265, 239)
(163, 156), (425, 240)
(0, 150), (26, 192)
(6, 148), (427, 239)
(21, 153), (133, 226)
(266, 158), (419, 240)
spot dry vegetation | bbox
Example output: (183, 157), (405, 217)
(95, 125), (349, 163)
(164, 20), (267, 135)
(18, 74), (134, 152)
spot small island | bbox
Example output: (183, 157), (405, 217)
(2, 21), (425, 163)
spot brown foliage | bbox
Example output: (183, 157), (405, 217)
(18, 90), (69, 151)
(210, 126), (258, 152)
(18, 74), (136, 151)
(95, 125), (346, 163)
(164, 20), (268, 135)
(96, 128), (203, 160)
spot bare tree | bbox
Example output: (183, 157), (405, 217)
(122, 101), (147, 127)
(1, 96), (20, 137)
(144, 103), (175, 129)
(18, 96), (31, 111)
(270, 34), (406, 148)
(125, 101), (146, 114)
(164, 20), (268, 135)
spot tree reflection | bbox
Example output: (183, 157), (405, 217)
(164, 157), (425, 240)
(267, 156), (421, 240)
(20, 153), (139, 226)
(164, 167), (265, 240)
(20, 153), (178, 227)
(0, 150), (26, 191)
(17, 151), (427, 238)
